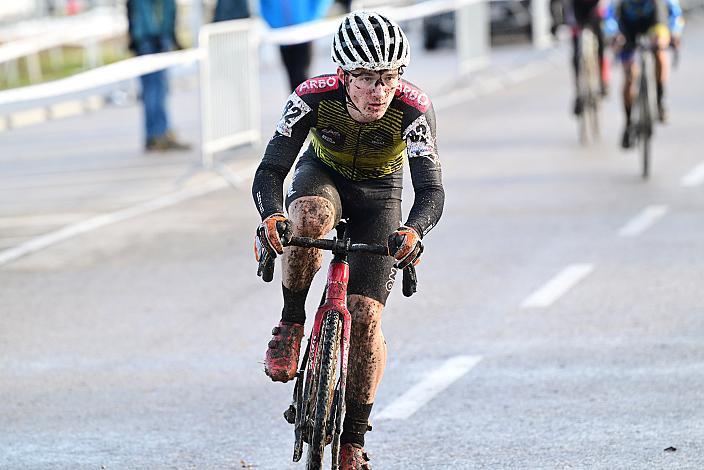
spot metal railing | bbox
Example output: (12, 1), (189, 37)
(0, 7), (127, 86)
(199, 18), (261, 167)
(1, 0), (558, 165)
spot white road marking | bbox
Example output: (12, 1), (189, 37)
(476, 77), (503, 94)
(0, 161), (260, 267)
(521, 263), (595, 308)
(433, 53), (559, 111)
(618, 205), (668, 237)
(434, 87), (477, 110)
(10, 108), (48, 128)
(0, 179), (226, 267)
(374, 355), (483, 421)
(49, 100), (84, 119)
(0, 213), (94, 228)
(680, 162), (704, 187)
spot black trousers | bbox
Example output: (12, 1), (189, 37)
(279, 42), (313, 92)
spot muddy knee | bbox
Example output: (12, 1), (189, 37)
(289, 197), (336, 238)
(349, 295), (384, 332)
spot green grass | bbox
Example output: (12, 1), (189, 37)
(0, 42), (130, 90)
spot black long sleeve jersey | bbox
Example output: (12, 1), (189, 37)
(252, 74), (444, 238)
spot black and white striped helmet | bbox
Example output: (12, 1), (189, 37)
(331, 11), (410, 72)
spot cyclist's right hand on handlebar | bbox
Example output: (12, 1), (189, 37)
(257, 213), (292, 255)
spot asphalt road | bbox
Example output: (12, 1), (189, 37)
(2, 14), (704, 470)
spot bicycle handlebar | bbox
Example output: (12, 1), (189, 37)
(257, 236), (418, 297)
(287, 236), (389, 255)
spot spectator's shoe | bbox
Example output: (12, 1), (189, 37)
(657, 100), (669, 124)
(621, 124), (635, 149)
(573, 97), (584, 116)
(265, 321), (304, 383)
(339, 444), (372, 470)
(146, 132), (192, 152)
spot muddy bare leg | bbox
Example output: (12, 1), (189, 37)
(282, 196), (336, 292)
(346, 294), (387, 403)
(341, 294), (386, 447)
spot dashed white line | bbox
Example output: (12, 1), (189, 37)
(680, 162), (704, 187)
(374, 355), (483, 421)
(0, 179), (226, 267)
(0, 161), (260, 267)
(618, 205), (669, 237)
(10, 108), (48, 128)
(521, 263), (595, 308)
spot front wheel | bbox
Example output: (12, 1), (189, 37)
(638, 71), (652, 179)
(306, 310), (342, 470)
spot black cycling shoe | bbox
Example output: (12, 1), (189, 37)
(621, 125), (635, 149)
(573, 97), (584, 116)
(657, 100), (669, 124)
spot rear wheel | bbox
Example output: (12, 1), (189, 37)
(305, 311), (342, 470)
(638, 62), (652, 179)
(578, 29), (600, 145)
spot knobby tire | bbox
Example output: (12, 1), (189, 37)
(306, 311), (342, 470)
(638, 56), (653, 179)
(578, 29), (600, 145)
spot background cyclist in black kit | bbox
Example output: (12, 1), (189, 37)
(251, 11), (445, 469)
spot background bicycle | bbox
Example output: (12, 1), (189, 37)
(575, 26), (602, 144)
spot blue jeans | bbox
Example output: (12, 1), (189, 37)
(135, 39), (171, 142)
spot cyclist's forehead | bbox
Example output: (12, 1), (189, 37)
(351, 68), (399, 76)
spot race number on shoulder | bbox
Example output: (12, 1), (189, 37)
(276, 92), (312, 137)
(403, 115), (438, 163)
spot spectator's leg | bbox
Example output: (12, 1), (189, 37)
(279, 42), (313, 92)
(155, 69), (169, 138)
(140, 71), (161, 146)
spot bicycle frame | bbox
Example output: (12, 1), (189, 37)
(269, 221), (417, 469)
(306, 255), (352, 466)
(631, 35), (657, 178)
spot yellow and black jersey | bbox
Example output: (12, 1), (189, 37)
(274, 74), (439, 181)
(253, 74), (443, 238)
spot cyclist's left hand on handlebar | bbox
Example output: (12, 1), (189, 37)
(257, 213), (292, 255)
(388, 226), (423, 270)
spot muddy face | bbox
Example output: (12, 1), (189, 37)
(337, 67), (399, 123)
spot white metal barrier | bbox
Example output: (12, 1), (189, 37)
(0, 7), (126, 85)
(456, 0), (490, 73)
(198, 18), (261, 167)
(0, 49), (201, 106)
(1, 0), (506, 165)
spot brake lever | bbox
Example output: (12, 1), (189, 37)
(402, 264), (417, 297)
(256, 226), (276, 282)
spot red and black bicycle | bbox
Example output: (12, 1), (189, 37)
(257, 220), (417, 469)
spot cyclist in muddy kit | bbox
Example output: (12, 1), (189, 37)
(251, 11), (444, 469)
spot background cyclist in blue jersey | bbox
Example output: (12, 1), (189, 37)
(605, 0), (684, 148)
